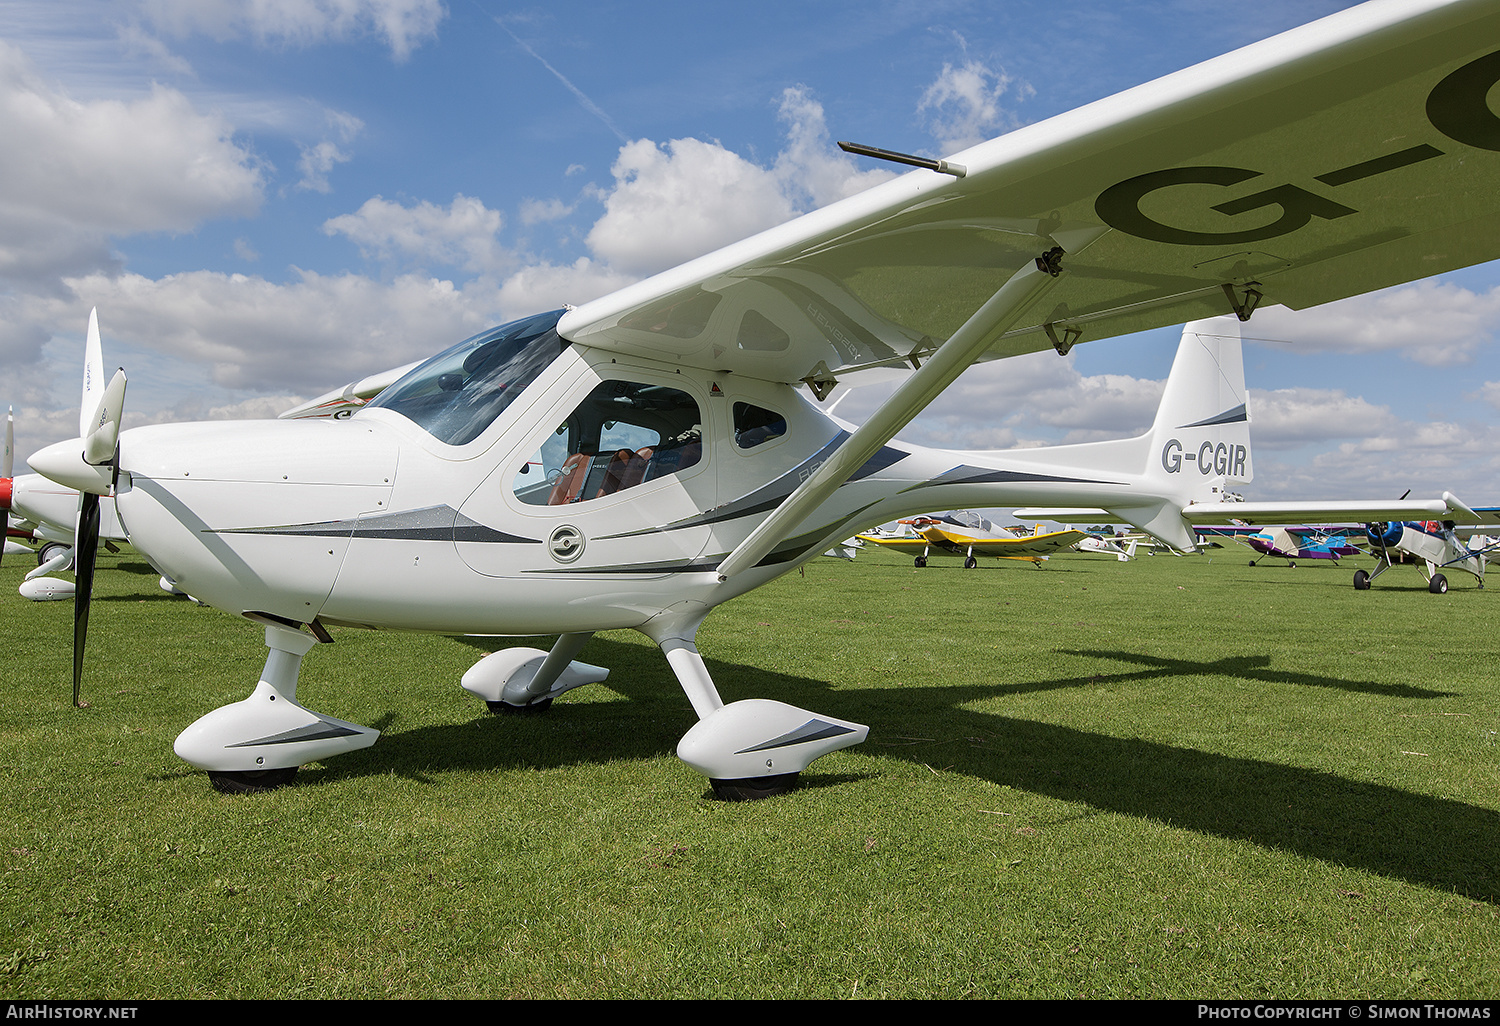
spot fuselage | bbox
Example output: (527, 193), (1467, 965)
(99, 313), (1207, 636)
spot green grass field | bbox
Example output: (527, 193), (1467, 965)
(1, 544), (1496, 999)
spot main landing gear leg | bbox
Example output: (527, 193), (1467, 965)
(174, 623), (379, 793)
(640, 608), (868, 801)
(461, 632), (608, 713)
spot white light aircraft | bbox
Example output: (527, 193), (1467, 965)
(1076, 535), (1139, 561)
(27, 0), (1500, 798)
(1354, 518), (1500, 592)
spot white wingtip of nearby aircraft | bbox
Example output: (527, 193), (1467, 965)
(1442, 491), (1478, 520)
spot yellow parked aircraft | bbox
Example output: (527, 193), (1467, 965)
(858, 511), (1089, 568)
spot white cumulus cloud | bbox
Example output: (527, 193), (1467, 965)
(322, 194), (511, 275)
(918, 58), (1033, 155)
(1252, 282), (1500, 367)
(0, 39), (263, 285)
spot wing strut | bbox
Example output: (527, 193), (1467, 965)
(716, 248), (1068, 581)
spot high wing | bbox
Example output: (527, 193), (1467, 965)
(558, 0), (1500, 387)
(1181, 497), (1500, 527)
(553, 0), (1500, 578)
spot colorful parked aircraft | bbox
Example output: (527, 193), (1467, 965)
(1197, 525), (1364, 567)
(1248, 528), (1362, 566)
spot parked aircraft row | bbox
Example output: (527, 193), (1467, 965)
(15, 1), (1500, 800)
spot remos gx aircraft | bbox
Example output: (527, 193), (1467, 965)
(29, 0), (1500, 797)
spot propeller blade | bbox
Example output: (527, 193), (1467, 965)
(80, 309), (103, 439)
(73, 491), (100, 708)
(66, 312), (122, 708)
(82, 369), (126, 467)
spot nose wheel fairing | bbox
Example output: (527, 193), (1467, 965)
(461, 633), (610, 711)
(642, 610), (869, 798)
(173, 625), (378, 777)
(677, 699), (869, 792)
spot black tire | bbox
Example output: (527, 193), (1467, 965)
(913, 556), (926, 568)
(710, 773), (800, 801)
(1429, 574), (1448, 595)
(963, 556), (977, 569)
(36, 542), (67, 568)
(1353, 569), (1370, 590)
(1249, 560), (1257, 566)
(208, 766), (298, 794)
(487, 697), (553, 715)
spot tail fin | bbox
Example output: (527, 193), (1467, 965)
(1146, 317), (1253, 490)
(1003, 316), (1253, 551)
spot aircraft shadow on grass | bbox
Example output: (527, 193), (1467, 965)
(309, 635), (1499, 903)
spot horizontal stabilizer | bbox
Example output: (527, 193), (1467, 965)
(1020, 493), (1489, 529)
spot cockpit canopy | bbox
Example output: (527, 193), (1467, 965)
(363, 310), (567, 446)
(939, 511), (994, 533)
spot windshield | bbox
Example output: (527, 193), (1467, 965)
(364, 310), (567, 445)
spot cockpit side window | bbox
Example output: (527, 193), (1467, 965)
(732, 401), (787, 450)
(363, 310), (566, 446)
(514, 379), (703, 506)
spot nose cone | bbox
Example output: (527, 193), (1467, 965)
(28, 438), (113, 495)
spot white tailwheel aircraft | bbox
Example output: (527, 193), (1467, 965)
(1355, 519), (1500, 593)
(27, 0), (1500, 798)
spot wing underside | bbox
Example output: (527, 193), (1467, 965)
(558, 1), (1500, 389)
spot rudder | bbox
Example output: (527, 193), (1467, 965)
(1147, 316), (1253, 489)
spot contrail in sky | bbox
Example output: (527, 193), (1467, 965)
(495, 19), (630, 144)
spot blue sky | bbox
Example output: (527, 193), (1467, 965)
(4, 0), (1499, 504)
